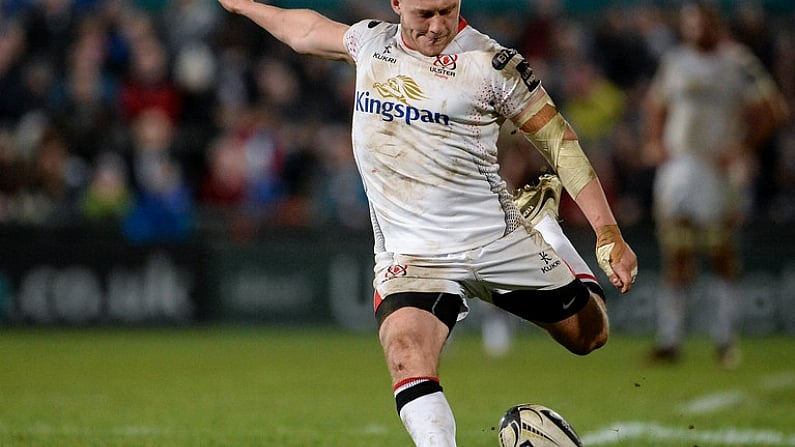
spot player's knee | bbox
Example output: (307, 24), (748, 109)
(381, 330), (429, 378)
(567, 322), (608, 356)
(383, 336), (415, 369)
(548, 295), (609, 355)
(584, 325), (609, 354)
(562, 337), (603, 356)
(378, 307), (448, 379)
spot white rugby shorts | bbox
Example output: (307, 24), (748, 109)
(654, 153), (738, 226)
(373, 227), (577, 322)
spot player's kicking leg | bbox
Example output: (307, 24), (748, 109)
(510, 174), (609, 354)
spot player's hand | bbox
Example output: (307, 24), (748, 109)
(216, 0), (258, 15)
(595, 224), (638, 294)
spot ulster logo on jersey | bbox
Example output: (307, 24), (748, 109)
(431, 54), (457, 78)
(435, 54), (457, 69)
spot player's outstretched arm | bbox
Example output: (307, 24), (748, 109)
(216, 0), (351, 62)
(513, 87), (637, 293)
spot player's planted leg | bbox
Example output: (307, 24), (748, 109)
(379, 306), (457, 447)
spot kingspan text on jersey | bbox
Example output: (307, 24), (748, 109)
(355, 91), (451, 126)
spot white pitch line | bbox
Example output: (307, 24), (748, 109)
(581, 421), (795, 446)
(359, 424), (390, 435)
(678, 390), (746, 415)
(581, 371), (795, 445)
(758, 371), (795, 392)
(674, 370), (795, 415)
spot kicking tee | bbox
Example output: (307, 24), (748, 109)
(344, 19), (541, 256)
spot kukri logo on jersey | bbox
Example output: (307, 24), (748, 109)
(372, 44), (397, 64)
(355, 75), (450, 126)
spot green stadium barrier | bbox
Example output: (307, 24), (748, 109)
(1, 223), (794, 335)
(206, 228), (376, 330)
(0, 226), (210, 325)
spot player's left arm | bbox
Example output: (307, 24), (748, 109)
(511, 87), (638, 293)
(743, 84), (789, 151)
(736, 44), (790, 150)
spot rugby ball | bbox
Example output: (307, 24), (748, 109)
(497, 403), (583, 447)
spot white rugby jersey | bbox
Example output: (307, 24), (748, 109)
(343, 18), (541, 255)
(649, 43), (775, 160)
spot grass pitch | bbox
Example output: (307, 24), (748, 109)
(1, 326), (794, 446)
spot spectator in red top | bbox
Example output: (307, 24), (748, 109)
(118, 32), (181, 124)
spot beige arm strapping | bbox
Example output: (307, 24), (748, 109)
(513, 90), (596, 198)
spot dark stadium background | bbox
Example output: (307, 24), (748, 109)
(1, 0), (794, 335)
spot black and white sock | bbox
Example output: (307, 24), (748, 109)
(394, 376), (456, 447)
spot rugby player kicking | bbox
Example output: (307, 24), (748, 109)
(215, 0), (638, 445)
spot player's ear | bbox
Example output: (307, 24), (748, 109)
(390, 0), (401, 15)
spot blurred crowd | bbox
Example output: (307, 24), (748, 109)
(1, 0), (794, 243)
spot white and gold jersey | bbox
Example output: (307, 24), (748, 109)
(650, 42), (778, 228)
(648, 42), (776, 160)
(344, 19), (540, 255)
